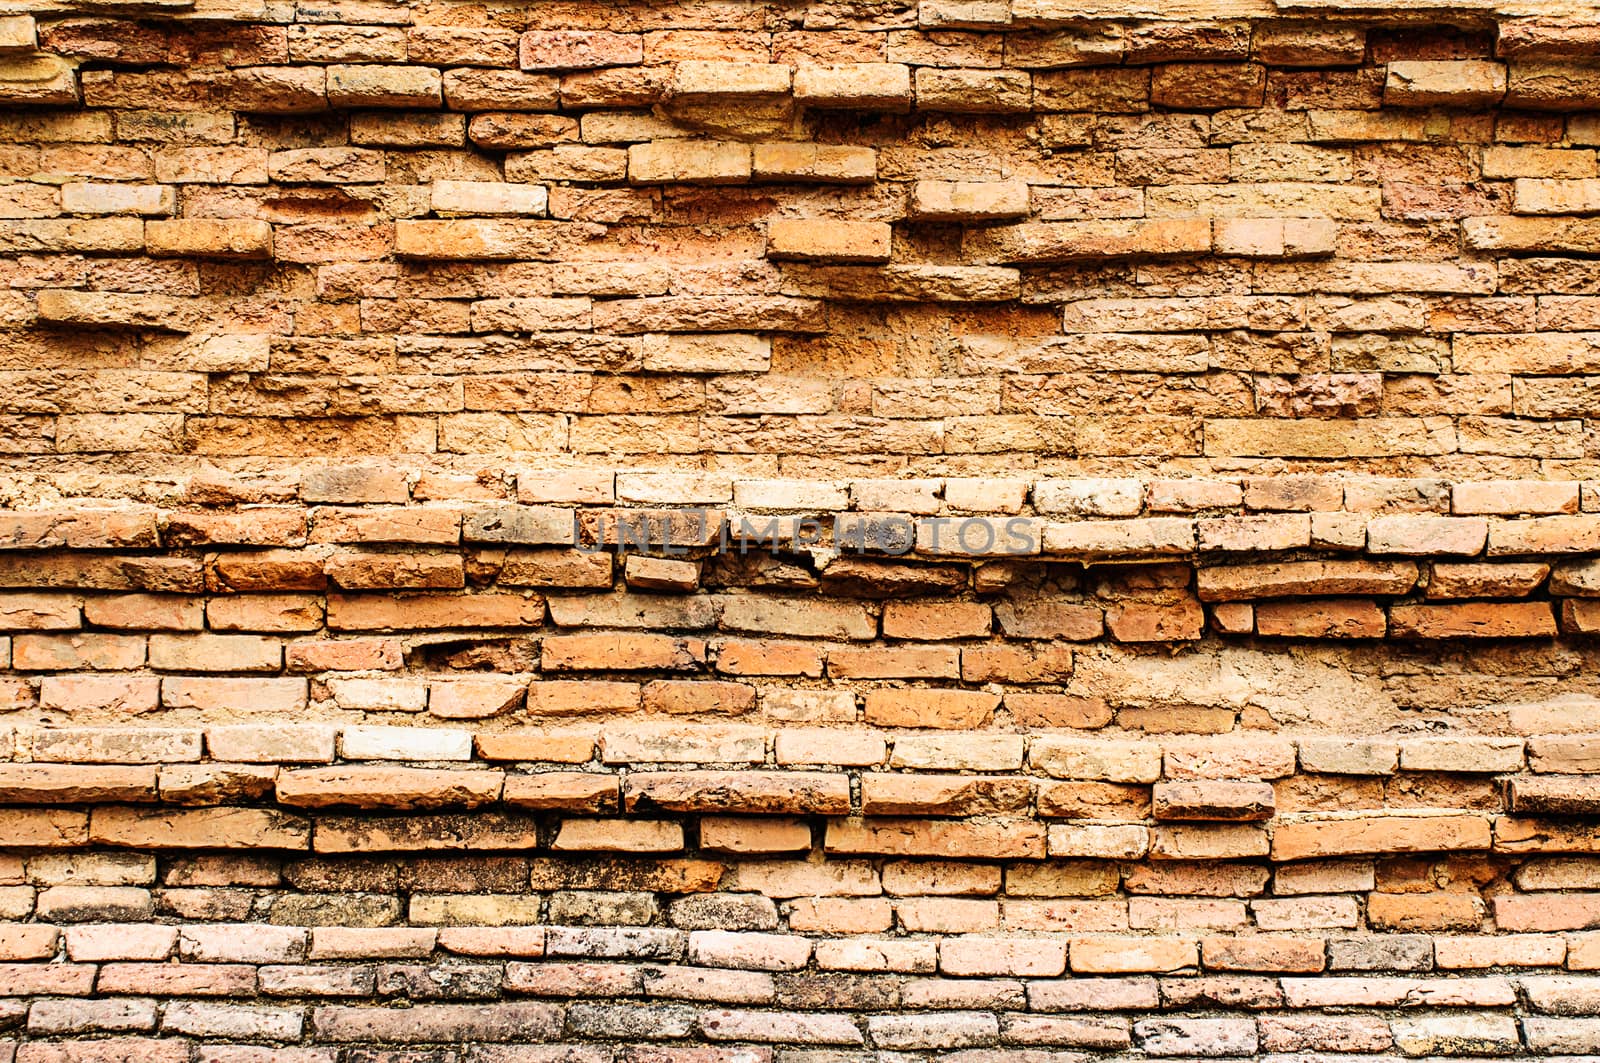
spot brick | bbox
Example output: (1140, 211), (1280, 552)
(1400, 736), (1524, 773)
(148, 633), (280, 672)
(1455, 480), (1579, 515)
(626, 770), (847, 815)
(882, 601), (991, 640)
(146, 219), (272, 259)
(1255, 599), (1386, 638)
(552, 818), (683, 852)
(794, 63), (912, 109)
(1197, 559), (1417, 600)
(0, 593), (80, 630)
(85, 594), (201, 631)
(628, 141), (750, 184)
(502, 772), (618, 813)
(1032, 736), (1161, 782)
(32, 728), (200, 764)
(162, 677), (307, 714)
(0, 764), (155, 803)
(1071, 937), (1196, 974)
(1428, 562), (1550, 599)
(916, 67), (1031, 113)
(827, 818), (1045, 859)
(1390, 602), (1557, 638)
(1105, 600), (1204, 642)
(1272, 814), (1491, 860)
(890, 734), (1023, 772)
(528, 680), (641, 717)
(520, 30), (642, 71)
(767, 219), (892, 264)
(1367, 514), (1487, 555)
(428, 678), (526, 719)
(91, 807), (309, 850)
(1153, 781), (1275, 821)
(339, 726), (473, 761)
(909, 180), (1029, 221)
(1386, 60), (1507, 106)
(39, 674), (159, 713)
(865, 689), (998, 729)
(969, 220), (1210, 264)
(325, 677), (426, 713)
(278, 767), (503, 810)
(752, 143), (876, 184)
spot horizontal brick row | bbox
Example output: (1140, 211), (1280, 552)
(0, 720), (1591, 769)
(0, 1002), (1589, 1056)
(0, 804), (1594, 865)
(25, 473), (1600, 521)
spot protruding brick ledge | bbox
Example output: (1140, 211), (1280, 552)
(4, 473), (1600, 654)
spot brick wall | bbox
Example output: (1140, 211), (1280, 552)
(4, 0), (1600, 1058)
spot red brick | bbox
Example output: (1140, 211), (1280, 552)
(16, 1037), (189, 1061)
(1105, 600), (1204, 642)
(643, 679), (756, 715)
(39, 674), (160, 713)
(1390, 602), (1557, 638)
(1196, 560), (1420, 601)
(428, 677), (527, 719)
(1254, 599), (1386, 638)
(1005, 693), (1112, 729)
(1368, 891), (1485, 931)
(89, 807), (311, 850)
(527, 680), (641, 716)
(960, 642), (1074, 682)
(0, 962), (96, 996)
(863, 688), (999, 729)
(207, 594), (324, 633)
(286, 637), (402, 671)
(83, 594), (202, 631)
(542, 633), (703, 671)
(1495, 893), (1600, 931)
(0, 593), (81, 630)
(12, 633), (145, 671)
(502, 772), (618, 812)
(521, 30), (642, 71)
(327, 592), (544, 630)
(993, 600), (1104, 640)
(825, 818), (1045, 859)
(881, 601), (991, 640)
(1271, 814), (1492, 860)
(713, 638), (824, 677)
(277, 766), (504, 809)
(98, 962), (257, 997)
(209, 551), (327, 593)
(828, 644), (961, 680)
(1151, 62), (1266, 108)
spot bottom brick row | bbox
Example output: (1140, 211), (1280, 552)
(1, 1003), (1600, 1059)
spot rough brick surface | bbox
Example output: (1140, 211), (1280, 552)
(3, 2), (1600, 1057)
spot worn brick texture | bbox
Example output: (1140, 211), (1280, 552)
(8, 0), (1600, 1057)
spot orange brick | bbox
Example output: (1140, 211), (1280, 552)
(541, 633), (703, 671)
(881, 601), (992, 640)
(84, 594), (202, 631)
(1254, 599), (1386, 638)
(1105, 601), (1204, 642)
(1390, 602), (1557, 638)
(863, 688), (999, 729)
(713, 638), (825, 676)
(1271, 814), (1492, 861)
(642, 679), (756, 715)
